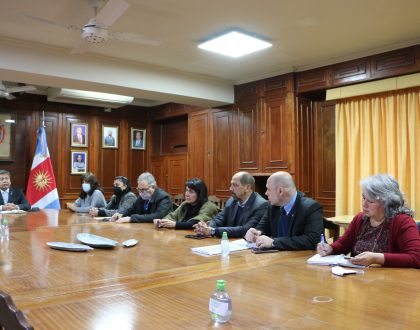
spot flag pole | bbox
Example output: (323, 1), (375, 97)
(41, 110), (45, 128)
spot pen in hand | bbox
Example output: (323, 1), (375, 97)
(320, 233), (326, 256)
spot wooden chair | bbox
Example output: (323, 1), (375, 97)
(208, 195), (225, 212)
(0, 290), (33, 330)
(172, 194), (184, 206)
(323, 218), (340, 242)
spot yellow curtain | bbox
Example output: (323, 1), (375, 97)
(336, 87), (420, 217)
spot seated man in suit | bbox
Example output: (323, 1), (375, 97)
(112, 172), (172, 223)
(0, 169), (31, 211)
(194, 172), (268, 238)
(245, 171), (323, 250)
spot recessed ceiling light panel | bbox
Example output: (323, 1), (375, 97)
(198, 31), (272, 58)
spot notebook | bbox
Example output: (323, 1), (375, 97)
(307, 254), (366, 268)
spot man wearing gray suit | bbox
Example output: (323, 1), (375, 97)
(194, 172), (268, 238)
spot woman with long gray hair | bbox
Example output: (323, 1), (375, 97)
(317, 174), (420, 268)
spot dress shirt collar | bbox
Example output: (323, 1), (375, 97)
(283, 191), (297, 215)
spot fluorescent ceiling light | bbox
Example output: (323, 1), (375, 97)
(47, 88), (134, 108)
(198, 31), (272, 58)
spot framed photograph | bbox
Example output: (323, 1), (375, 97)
(71, 151), (87, 174)
(102, 125), (118, 148)
(131, 128), (146, 150)
(71, 123), (88, 147)
(0, 112), (16, 161)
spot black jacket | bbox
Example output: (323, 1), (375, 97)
(123, 187), (172, 223)
(209, 192), (268, 238)
(0, 187), (31, 211)
(256, 191), (323, 250)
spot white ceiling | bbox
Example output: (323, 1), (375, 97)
(0, 0), (420, 107)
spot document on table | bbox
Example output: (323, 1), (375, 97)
(307, 254), (366, 268)
(0, 209), (27, 214)
(191, 239), (255, 256)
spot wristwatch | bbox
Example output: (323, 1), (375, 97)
(210, 227), (216, 237)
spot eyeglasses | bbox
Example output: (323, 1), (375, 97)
(137, 187), (150, 193)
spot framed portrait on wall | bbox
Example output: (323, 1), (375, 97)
(0, 112), (16, 161)
(131, 128), (146, 150)
(102, 125), (118, 148)
(71, 150), (87, 175)
(71, 123), (88, 147)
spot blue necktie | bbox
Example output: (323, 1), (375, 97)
(277, 207), (287, 237)
(143, 200), (149, 212)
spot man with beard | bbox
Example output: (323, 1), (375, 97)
(194, 172), (268, 238)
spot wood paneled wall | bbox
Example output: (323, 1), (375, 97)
(0, 94), (148, 207)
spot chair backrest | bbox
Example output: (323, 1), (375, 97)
(323, 218), (340, 242)
(0, 291), (34, 330)
(172, 194), (184, 206)
(208, 195), (225, 212)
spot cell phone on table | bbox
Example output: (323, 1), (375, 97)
(185, 234), (206, 239)
(251, 247), (279, 254)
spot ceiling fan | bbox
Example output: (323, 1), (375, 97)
(17, 0), (161, 54)
(0, 81), (36, 100)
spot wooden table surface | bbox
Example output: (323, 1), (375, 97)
(1, 210), (419, 329)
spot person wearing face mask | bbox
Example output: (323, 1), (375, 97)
(111, 172), (172, 223)
(66, 172), (106, 213)
(89, 176), (137, 217)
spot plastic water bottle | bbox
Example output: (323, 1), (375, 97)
(209, 279), (232, 323)
(221, 231), (229, 258)
(1, 219), (9, 240)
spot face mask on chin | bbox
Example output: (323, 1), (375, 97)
(139, 191), (151, 200)
(82, 183), (91, 193)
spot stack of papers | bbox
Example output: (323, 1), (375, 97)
(1, 209), (27, 214)
(191, 239), (254, 256)
(307, 254), (366, 268)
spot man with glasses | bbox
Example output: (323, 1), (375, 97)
(0, 169), (31, 211)
(112, 172), (171, 223)
(245, 171), (323, 250)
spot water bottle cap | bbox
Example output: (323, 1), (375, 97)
(222, 232), (228, 238)
(2, 219), (8, 225)
(216, 279), (225, 290)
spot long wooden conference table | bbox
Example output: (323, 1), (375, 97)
(0, 210), (419, 329)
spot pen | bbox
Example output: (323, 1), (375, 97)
(320, 234), (326, 256)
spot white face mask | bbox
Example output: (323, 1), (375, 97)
(82, 183), (91, 193)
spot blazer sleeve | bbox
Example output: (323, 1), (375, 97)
(272, 200), (323, 250)
(214, 199), (268, 238)
(15, 189), (31, 211)
(130, 193), (172, 223)
(103, 193), (137, 217)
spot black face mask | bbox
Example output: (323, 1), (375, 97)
(113, 186), (124, 196)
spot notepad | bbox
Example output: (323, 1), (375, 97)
(307, 254), (366, 268)
(191, 239), (255, 256)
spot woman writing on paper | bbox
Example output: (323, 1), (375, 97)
(317, 174), (420, 268)
(153, 178), (218, 229)
(66, 172), (106, 213)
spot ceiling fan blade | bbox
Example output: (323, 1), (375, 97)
(71, 39), (92, 54)
(0, 91), (16, 100)
(7, 86), (36, 93)
(110, 32), (161, 46)
(6, 94), (16, 100)
(15, 11), (79, 31)
(96, 0), (130, 27)
(0, 81), (6, 91)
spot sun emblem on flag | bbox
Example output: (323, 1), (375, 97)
(32, 170), (52, 191)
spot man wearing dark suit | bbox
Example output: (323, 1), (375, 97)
(245, 171), (323, 250)
(112, 172), (172, 223)
(0, 170), (31, 211)
(72, 126), (85, 145)
(104, 130), (115, 146)
(194, 172), (268, 238)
